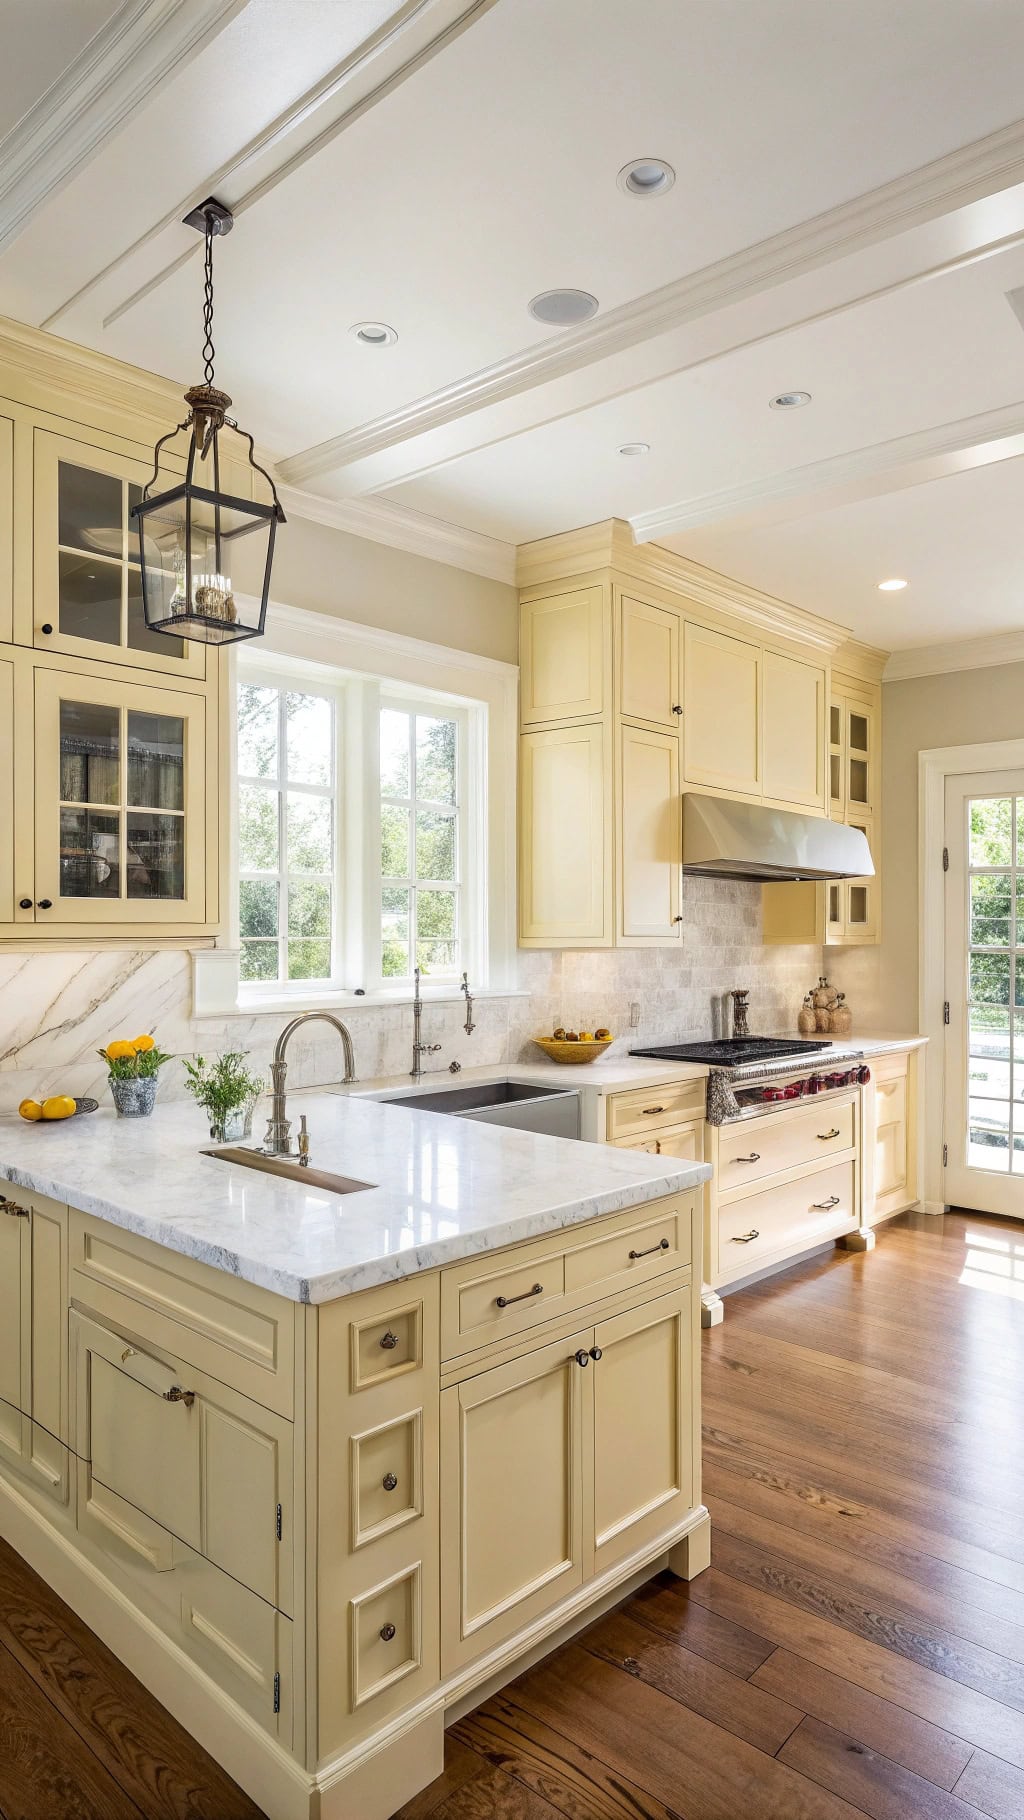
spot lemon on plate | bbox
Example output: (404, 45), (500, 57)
(18, 1098), (43, 1121)
(41, 1095), (76, 1120)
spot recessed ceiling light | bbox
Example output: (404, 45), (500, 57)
(617, 158), (676, 198)
(617, 442), (650, 455)
(878, 578), (908, 592)
(350, 321), (397, 346)
(528, 289), (599, 327)
(769, 391), (812, 410)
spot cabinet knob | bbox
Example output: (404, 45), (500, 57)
(573, 1349), (591, 1368)
(379, 1329), (399, 1350)
(37, 899), (52, 910)
(673, 915), (684, 923)
(40, 624), (53, 635)
(382, 1472), (398, 1492)
(589, 1346), (603, 1362)
(379, 1622), (397, 1642)
(672, 704), (683, 715)
(18, 899), (31, 910)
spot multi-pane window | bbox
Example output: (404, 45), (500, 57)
(237, 681), (336, 983)
(380, 706), (460, 978)
(964, 794), (1024, 1172)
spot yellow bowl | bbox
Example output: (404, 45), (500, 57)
(532, 1036), (613, 1065)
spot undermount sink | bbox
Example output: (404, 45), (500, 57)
(363, 1078), (582, 1139)
(204, 1145), (374, 1196)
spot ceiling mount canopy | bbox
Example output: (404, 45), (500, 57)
(130, 197), (285, 645)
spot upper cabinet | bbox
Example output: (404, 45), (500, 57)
(761, 650), (826, 810)
(618, 594), (682, 730)
(682, 622), (761, 798)
(0, 413), (13, 646)
(32, 430), (205, 680)
(520, 585), (607, 725)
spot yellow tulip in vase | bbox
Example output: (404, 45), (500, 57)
(98, 1033), (172, 1118)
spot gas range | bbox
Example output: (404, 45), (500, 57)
(629, 1036), (870, 1125)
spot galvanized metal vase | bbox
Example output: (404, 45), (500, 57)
(109, 1075), (158, 1118)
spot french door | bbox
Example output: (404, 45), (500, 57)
(944, 771), (1024, 1215)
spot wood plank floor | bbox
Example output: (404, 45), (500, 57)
(396, 1208), (1024, 1820)
(1, 1208), (1022, 1818)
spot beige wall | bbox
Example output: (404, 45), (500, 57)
(832, 660), (1024, 1032)
(234, 514), (518, 663)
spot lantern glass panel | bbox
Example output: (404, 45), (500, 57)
(136, 482), (274, 644)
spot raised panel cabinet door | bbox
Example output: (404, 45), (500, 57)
(440, 1325), (588, 1674)
(618, 724), (681, 942)
(875, 1075), (908, 1204)
(618, 594), (682, 728)
(521, 587), (607, 725)
(0, 654), (14, 926)
(32, 429), (205, 679)
(33, 664), (208, 926)
(762, 651), (826, 810)
(682, 622), (761, 796)
(591, 1284), (692, 1574)
(0, 1199), (29, 1466)
(0, 412), (12, 644)
(519, 723), (610, 945)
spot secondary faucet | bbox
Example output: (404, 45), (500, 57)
(411, 967), (442, 1080)
(461, 970), (476, 1035)
(264, 1012), (356, 1156)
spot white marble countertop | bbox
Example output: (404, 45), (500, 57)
(0, 1091), (710, 1306)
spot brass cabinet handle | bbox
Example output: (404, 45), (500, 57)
(380, 1622), (397, 1642)
(574, 1349), (590, 1368)
(730, 1229), (760, 1244)
(811, 1194), (841, 1211)
(382, 1472), (398, 1492)
(162, 1385), (196, 1408)
(379, 1330), (399, 1350)
(629, 1237), (670, 1260)
(732, 1153), (760, 1164)
(495, 1282), (542, 1309)
(121, 1347), (136, 1364)
(818, 1128), (841, 1140)
(641, 1105), (666, 1116)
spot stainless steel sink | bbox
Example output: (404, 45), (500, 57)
(204, 1146), (374, 1195)
(362, 1079), (581, 1139)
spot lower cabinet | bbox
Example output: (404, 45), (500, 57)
(867, 1049), (917, 1224)
(440, 1278), (693, 1674)
(0, 1186), (67, 1500)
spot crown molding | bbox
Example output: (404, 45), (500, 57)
(0, 314), (185, 429)
(279, 117), (1024, 486)
(277, 485), (515, 584)
(517, 519), (852, 656)
(884, 628), (1024, 681)
(0, 0), (244, 257)
(631, 401), (1024, 539)
(832, 638), (889, 685)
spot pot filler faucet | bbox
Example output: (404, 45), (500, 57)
(264, 1012), (356, 1156)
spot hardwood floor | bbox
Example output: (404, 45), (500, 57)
(397, 1208), (1024, 1820)
(1, 1209), (1021, 1818)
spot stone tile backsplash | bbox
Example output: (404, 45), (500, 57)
(0, 880), (819, 1115)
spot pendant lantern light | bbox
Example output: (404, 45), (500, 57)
(130, 198), (285, 644)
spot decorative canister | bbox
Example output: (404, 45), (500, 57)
(797, 994), (817, 1036)
(109, 1075), (158, 1118)
(830, 993), (852, 1036)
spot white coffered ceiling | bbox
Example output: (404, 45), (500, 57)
(4, 0), (1024, 652)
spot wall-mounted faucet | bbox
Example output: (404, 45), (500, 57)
(411, 967), (442, 1080)
(264, 1012), (356, 1155)
(461, 970), (475, 1035)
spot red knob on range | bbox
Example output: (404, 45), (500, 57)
(857, 1064), (871, 1084)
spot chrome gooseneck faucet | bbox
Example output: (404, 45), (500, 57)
(461, 970), (475, 1035)
(411, 967), (442, 1080)
(264, 1012), (356, 1156)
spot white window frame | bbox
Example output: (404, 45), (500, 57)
(374, 692), (471, 987)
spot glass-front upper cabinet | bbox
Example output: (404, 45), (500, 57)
(0, 412), (13, 646)
(32, 430), (205, 679)
(32, 665), (208, 926)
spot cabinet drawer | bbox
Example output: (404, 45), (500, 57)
(718, 1094), (856, 1190)
(350, 1561), (423, 1711)
(76, 1462), (293, 1745)
(607, 1080), (705, 1140)
(718, 1160), (856, 1281)
(71, 1310), (293, 1615)
(613, 1121), (703, 1163)
(349, 1296), (425, 1392)
(563, 1203), (690, 1300)
(351, 1408), (423, 1550)
(70, 1212), (294, 1417)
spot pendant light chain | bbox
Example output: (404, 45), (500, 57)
(202, 215), (216, 388)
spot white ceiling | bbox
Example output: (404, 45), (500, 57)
(4, 0), (1024, 653)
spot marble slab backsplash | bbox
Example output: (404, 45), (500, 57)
(0, 880), (819, 1116)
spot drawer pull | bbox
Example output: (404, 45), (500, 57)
(379, 1622), (397, 1642)
(730, 1229), (760, 1244)
(574, 1349), (590, 1368)
(629, 1237), (671, 1260)
(162, 1385), (196, 1409)
(818, 1128), (841, 1140)
(495, 1282), (543, 1309)
(811, 1194), (841, 1211)
(382, 1472), (398, 1492)
(641, 1105), (666, 1116)
(732, 1153), (760, 1164)
(379, 1330), (399, 1350)
(0, 1197), (30, 1217)
(121, 1347), (136, 1364)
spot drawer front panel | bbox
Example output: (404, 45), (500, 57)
(718, 1094), (856, 1189)
(351, 1409), (423, 1549)
(448, 1253), (567, 1352)
(563, 1203), (690, 1299)
(350, 1298), (424, 1391)
(718, 1160), (857, 1279)
(607, 1080), (705, 1140)
(350, 1562), (422, 1710)
(613, 1123), (702, 1163)
(71, 1212), (294, 1416)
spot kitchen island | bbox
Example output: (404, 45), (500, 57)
(0, 1094), (710, 1820)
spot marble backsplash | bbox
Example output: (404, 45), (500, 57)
(0, 880), (820, 1116)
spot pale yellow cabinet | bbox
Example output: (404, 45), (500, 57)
(761, 650), (826, 810)
(682, 621), (761, 797)
(617, 723), (682, 942)
(867, 1050), (917, 1225)
(592, 1284), (692, 1574)
(0, 1188), (68, 1504)
(519, 721), (611, 945)
(0, 652), (13, 925)
(618, 593), (682, 729)
(30, 658), (210, 929)
(0, 411), (12, 645)
(520, 586), (607, 725)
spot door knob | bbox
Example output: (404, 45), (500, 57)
(379, 1622), (397, 1642)
(574, 1349), (590, 1367)
(40, 624), (53, 635)
(589, 1346), (602, 1361)
(18, 898), (31, 910)
(382, 1472), (398, 1492)
(37, 899), (52, 910)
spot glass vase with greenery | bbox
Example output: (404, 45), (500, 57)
(97, 1033), (172, 1119)
(182, 1052), (265, 1142)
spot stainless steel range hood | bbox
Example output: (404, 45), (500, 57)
(682, 792), (874, 882)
